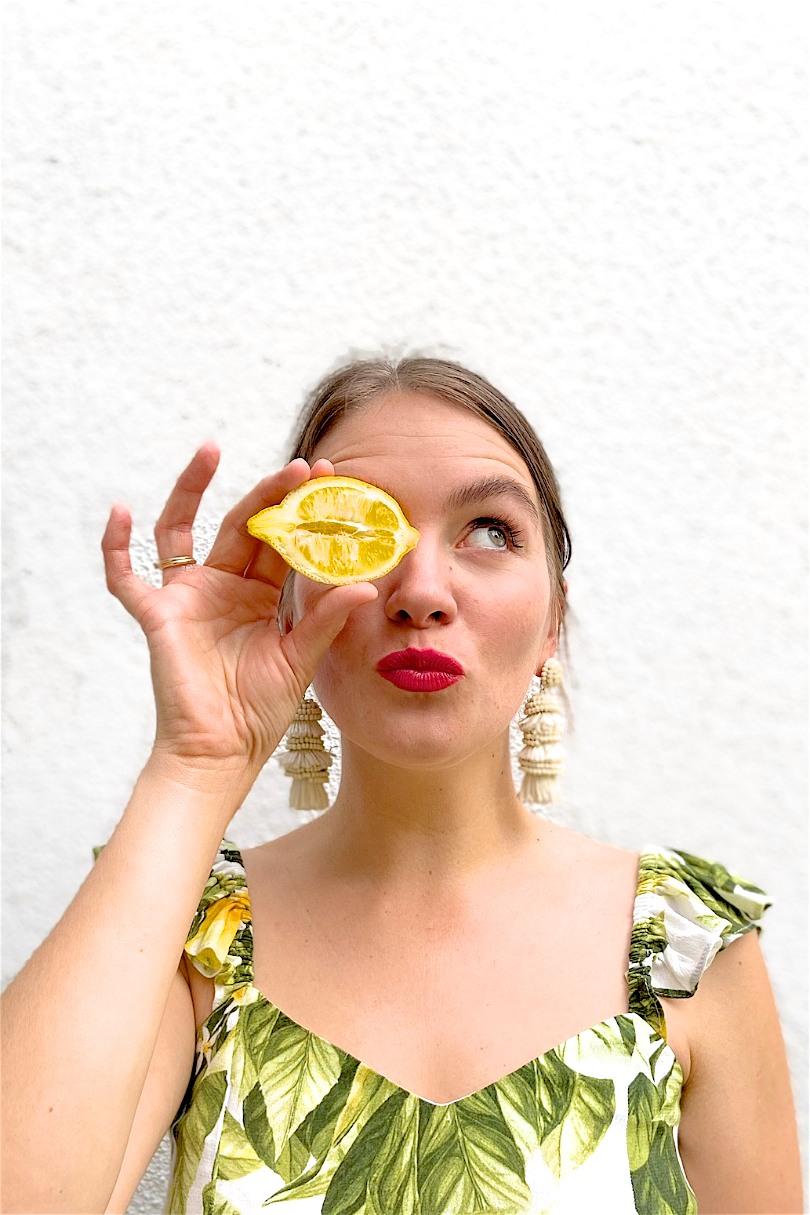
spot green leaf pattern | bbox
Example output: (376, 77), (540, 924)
(627, 845), (770, 1041)
(158, 841), (770, 1212)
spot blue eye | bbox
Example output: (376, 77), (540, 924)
(468, 518), (525, 550)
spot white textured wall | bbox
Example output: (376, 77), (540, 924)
(4, 0), (806, 1209)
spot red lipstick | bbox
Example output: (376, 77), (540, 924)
(376, 648), (465, 693)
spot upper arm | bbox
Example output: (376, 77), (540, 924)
(669, 930), (804, 1214)
(104, 959), (197, 1215)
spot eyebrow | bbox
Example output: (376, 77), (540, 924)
(443, 476), (542, 528)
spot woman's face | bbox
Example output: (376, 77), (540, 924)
(287, 392), (559, 771)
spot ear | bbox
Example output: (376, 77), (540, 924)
(280, 572), (298, 635)
(535, 609), (561, 677)
(536, 644), (558, 678)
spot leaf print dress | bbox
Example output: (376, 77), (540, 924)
(160, 843), (769, 1214)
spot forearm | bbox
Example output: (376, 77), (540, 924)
(0, 751), (257, 1214)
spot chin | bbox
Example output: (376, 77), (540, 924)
(341, 712), (508, 773)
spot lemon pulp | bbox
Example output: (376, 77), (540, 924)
(246, 476), (420, 585)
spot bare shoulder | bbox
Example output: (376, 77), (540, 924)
(539, 821), (642, 885)
(239, 819), (322, 877)
(667, 929), (803, 1212)
(666, 927), (777, 1071)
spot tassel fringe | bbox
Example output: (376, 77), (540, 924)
(518, 658), (565, 805)
(276, 696), (332, 810)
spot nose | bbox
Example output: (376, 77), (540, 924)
(382, 531), (458, 627)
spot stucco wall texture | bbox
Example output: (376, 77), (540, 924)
(3, 1), (806, 1209)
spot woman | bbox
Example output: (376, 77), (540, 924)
(2, 357), (802, 1214)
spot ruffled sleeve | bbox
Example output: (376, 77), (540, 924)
(182, 839), (253, 1006)
(627, 845), (771, 1038)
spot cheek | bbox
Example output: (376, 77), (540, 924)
(486, 568), (551, 625)
(492, 577), (553, 666)
(500, 612), (546, 670)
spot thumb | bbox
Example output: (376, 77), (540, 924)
(281, 581), (379, 687)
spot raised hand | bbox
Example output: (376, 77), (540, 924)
(102, 443), (378, 774)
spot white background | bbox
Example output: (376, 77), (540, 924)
(3, 0), (807, 1207)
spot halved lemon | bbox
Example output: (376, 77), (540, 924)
(246, 476), (420, 585)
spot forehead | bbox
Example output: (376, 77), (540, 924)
(310, 393), (535, 488)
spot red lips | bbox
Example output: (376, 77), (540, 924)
(376, 648), (465, 675)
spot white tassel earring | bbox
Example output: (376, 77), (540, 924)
(517, 657), (565, 805)
(277, 695), (333, 810)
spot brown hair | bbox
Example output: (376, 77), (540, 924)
(277, 355), (571, 638)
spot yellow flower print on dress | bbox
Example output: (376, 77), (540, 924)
(184, 892), (251, 977)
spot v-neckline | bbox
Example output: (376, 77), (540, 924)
(202, 845), (667, 1108)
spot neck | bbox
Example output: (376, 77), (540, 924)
(307, 730), (549, 908)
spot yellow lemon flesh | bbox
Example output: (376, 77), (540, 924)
(246, 476), (420, 585)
